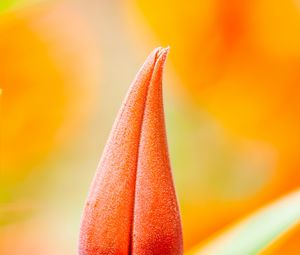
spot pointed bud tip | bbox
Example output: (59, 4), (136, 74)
(154, 46), (170, 70)
(157, 46), (170, 57)
(164, 46), (170, 53)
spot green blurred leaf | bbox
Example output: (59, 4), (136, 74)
(0, 0), (17, 12)
(0, 0), (44, 13)
(186, 189), (300, 255)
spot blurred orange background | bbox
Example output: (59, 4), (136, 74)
(1, 0), (300, 254)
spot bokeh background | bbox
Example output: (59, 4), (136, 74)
(1, 0), (300, 254)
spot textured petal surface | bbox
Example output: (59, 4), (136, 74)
(132, 48), (183, 255)
(79, 48), (183, 255)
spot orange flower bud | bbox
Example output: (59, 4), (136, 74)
(79, 47), (183, 255)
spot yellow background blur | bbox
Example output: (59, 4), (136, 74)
(1, 0), (300, 254)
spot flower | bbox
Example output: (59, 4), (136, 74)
(79, 47), (183, 255)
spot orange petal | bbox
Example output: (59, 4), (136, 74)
(79, 47), (183, 255)
(132, 48), (183, 254)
